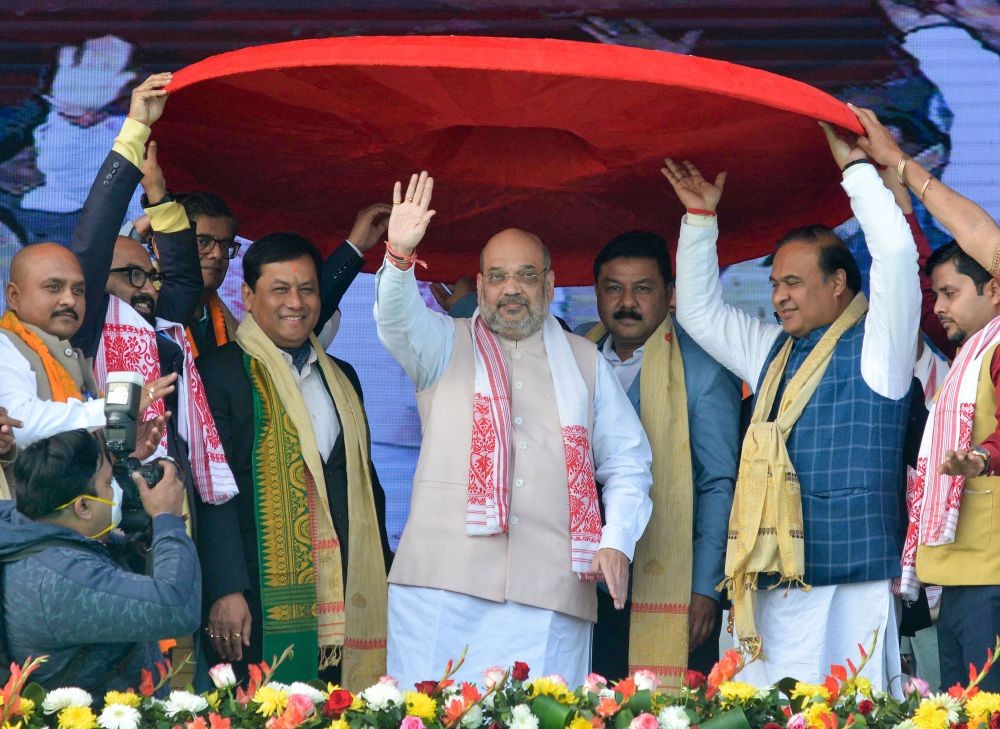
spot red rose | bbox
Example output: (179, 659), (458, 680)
(512, 662), (530, 681)
(323, 689), (354, 718)
(990, 712), (1000, 729)
(857, 700), (874, 715)
(684, 670), (706, 690)
(414, 680), (439, 696)
(763, 723), (783, 729)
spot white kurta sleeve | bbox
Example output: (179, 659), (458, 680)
(675, 215), (783, 392)
(591, 353), (653, 561)
(373, 260), (456, 391)
(845, 164), (921, 400)
(0, 336), (106, 448)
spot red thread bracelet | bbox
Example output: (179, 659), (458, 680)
(686, 208), (717, 217)
(384, 241), (428, 270)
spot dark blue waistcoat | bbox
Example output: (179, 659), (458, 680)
(757, 316), (907, 586)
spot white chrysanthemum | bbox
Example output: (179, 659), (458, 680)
(657, 705), (690, 729)
(43, 687), (94, 714)
(287, 682), (327, 704)
(923, 694), (962, 725)
(98, 703), (142, 729)
(360, 682), (403, 710)
(266, 681), (291, 692)
(462, 704), (485, 728)
(891, 721), (917, 729)
(511, 704), (539, 729)
(162, 690), (209, 717)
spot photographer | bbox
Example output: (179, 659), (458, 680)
(0, 429), (200, 693)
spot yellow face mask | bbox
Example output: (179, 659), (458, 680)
(56, 478), (123, 539)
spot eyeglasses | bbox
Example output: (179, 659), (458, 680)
(109, 266), (166, 290)
(196, 234), (241, 259)
(484, 268), (548, 286)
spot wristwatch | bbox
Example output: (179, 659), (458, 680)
(969, 445), (991, 477)
(141, 190), (175, 208)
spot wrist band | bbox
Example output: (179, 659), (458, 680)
(841, 159), (873, 173)
(896, 156), (909, 185)
(919, 176), (934, 203)
(384, 241), (427, 270)
(686, 208), (717, 217)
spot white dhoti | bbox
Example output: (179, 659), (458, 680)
(388, 584), (592, 688)
(735, 579), (902, 698)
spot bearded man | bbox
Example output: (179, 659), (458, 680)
(374, 172), (653, 687)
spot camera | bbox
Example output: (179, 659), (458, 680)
(104, 372), (165, 537)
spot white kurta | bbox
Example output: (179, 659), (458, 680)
(735, 581), (903, 699)
(374, 262), (652, 687)
(675, 163), (920, 695)
(388, 585), (593, 688)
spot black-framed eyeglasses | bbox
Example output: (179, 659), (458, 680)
(484, 268), (549, 286)
(196, 234), (241, 259)
(110, 265), (166, 290)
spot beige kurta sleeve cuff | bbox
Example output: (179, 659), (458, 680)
(145, 201), (190, 234)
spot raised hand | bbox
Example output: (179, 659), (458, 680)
(46, 36), (136, 118)
(847, 104), (906, 169)
(579, 16), (702, 54)
(388, 171), (436, 256)
(348, 202), (393, 253)
(660, 158), (727, 212)
(127, 73), (173, 128)
(140, 140), (168, 203)
(819, 120), (869, 170)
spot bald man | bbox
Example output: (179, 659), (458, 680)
(374, 172), (652, 686)
(0, 244), (171, 459)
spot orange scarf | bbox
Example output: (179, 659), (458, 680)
(185, 294), (231, 358)
(0, 311), (82, 402)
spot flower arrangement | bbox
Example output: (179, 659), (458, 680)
(2, 639), (998, 729)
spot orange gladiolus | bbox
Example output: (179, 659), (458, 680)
(139, 668), (155, 697)
(596, 697), (621, 718)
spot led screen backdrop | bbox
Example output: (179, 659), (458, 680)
(1, 0), (998, 545)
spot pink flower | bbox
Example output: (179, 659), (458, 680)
(286, 694), (314, 718)
(483, 666), (506, 690)
(584, 673), (608, 693)
(379, 675), (400, 688)
(208, 663), (237, 689)
(401, 717), (426, 729)
(629, 713), (659, 729)
(542, 674), (568, 687)
(787, 713), (806, 729)
(904, 676), (930, 697)
(632, 670), (658, 692)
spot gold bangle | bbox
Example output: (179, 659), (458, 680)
(918, 176), (934, 203)
(896, 156), (908, 186)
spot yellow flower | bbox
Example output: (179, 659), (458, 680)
(528, 677), (577, 705)
(3, 721), (23, 729)
(350, 694), (365, 711)
(803, 702), (834, 729)
(911, 702), (949, 729)
(718, 681), (759, 704)
(853, 677), (873, 698)
(404, 691), (438, 721)
(205, 691), (221, 711)
(17, 698), (35, 720)
(790, 682), (831, 704)
(103, 692), (142, 709)
(964, 691), (1000, 726)
(328, 720), (350, 729)
(57, 706), (98, 729)
(253, 685), (289, 717)
(569, 717), (592, 729)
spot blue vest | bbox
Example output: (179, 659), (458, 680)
(757, 316), (907, 586)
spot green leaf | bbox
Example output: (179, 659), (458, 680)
(628, 690), (653, 714)
(531, 694), (574, 729)
(698, 708), (751, 729)
(776, 677), (804, 715)
(21, 682), (45, 705)
(614, 708), (635, 729)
